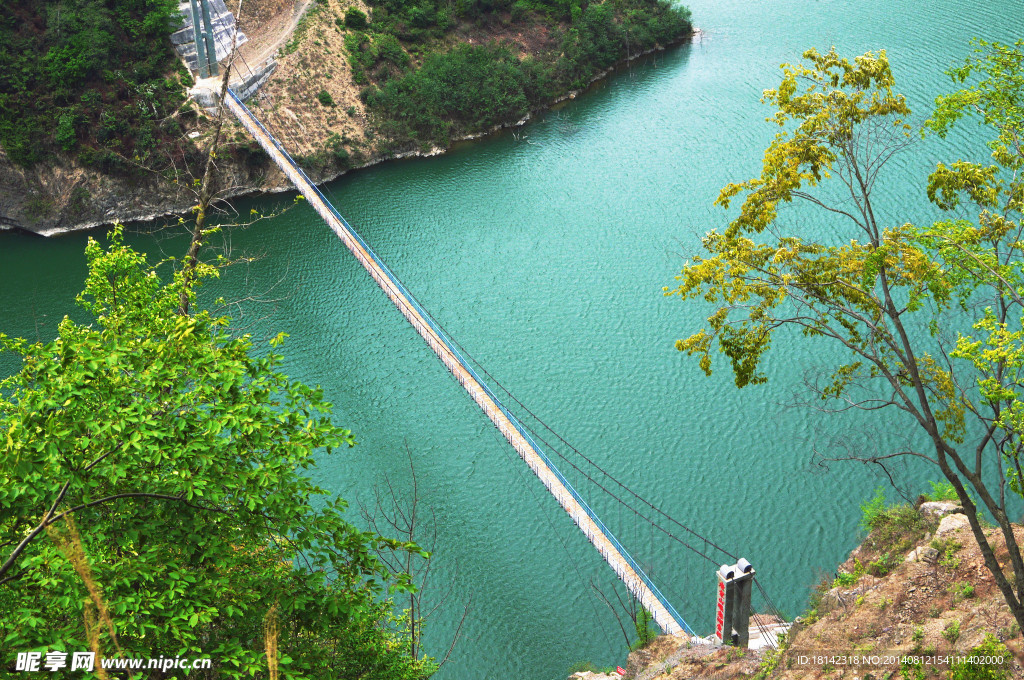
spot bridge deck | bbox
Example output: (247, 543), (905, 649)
(224, 89), (693, 638)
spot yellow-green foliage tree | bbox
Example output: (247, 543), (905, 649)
(0, 229), (435, 679)
(667, 42), (1024, 632)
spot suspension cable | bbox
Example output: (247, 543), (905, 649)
(213, 23), (794, 631)
(365, 256), (739, 563)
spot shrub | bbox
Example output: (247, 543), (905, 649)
(344, 31), (379, 84)
(931, 537), (962, 555)
(949, 581), (975, 601)
(834, 571), (859, 587)
(911, 626), (924, 650)
(859, 491), (931, 560)
(365, 42), (534, 144)
(752, 647), (782, 680)
(0, 0), (183, 168)
(948, 634), (1009, 680)
(68, 186), (91, 216)
(375, 33), (410, 68)
(943, 620), (961, 646)
(326, 132), (351, 167)
(56, 112), (79, 151)
(357, 0), (691, 147)
(833, 560), (864, 588)
(510, 0), (531, 20)
(804, 573), (832, 622)
(940, 549), (962, 571)
(344, 7), (369, 29)
(567, 661), (605, 674)
(317, 90), (336, 106)
(24, 194), (54, 222)
(901, 658), (925, 680)
(923, 480), (959, 502)
(867, 552), (902, 577)
(630, 606), (658, 650)
(435, 8), (451, 29)
(860, 487), (888, 531)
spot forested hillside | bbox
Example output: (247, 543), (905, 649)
(0, 0), (194, 172)
(351, 0), (692, 146)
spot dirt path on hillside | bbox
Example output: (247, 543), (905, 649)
(235, 0), (314, 67)
(229, 0), (372, 159)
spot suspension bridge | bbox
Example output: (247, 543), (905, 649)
(179, 0), (789, 650)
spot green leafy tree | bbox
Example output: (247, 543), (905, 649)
(0, 228), (434, 679)
(666, 42), (1024, 631)
(631, 605), (658, 650)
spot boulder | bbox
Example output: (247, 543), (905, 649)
(624, 647), (651, 678)
(919, 501), (964, 520)
(905, 546), (939, 563)
(936, 513), (970, 536)
(820, 585), (861, 612)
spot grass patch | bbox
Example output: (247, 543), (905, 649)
(859, 488), (935, 570)
(567, 661), (616, 675)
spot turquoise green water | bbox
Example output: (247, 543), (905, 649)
(3, 2), (1024, 677)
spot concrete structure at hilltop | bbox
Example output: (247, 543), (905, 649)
(171, 0), (277, 107)
(171, 0), (247, 73)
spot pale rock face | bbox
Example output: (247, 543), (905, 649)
(568, 673), (618, 680)
(919, 501), (964, 520)
(904, 546), (939, 563)
(820, 585), (869, 612)
(936, 513), (970, 536)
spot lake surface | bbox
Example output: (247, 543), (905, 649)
(3, 1), (1023, 677)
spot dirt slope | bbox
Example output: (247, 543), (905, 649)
(614, 507), (1024, 680)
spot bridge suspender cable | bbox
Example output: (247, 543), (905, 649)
(223, 88), (697, 638)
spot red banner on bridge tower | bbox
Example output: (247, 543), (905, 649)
(715, 578), (726, 642)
